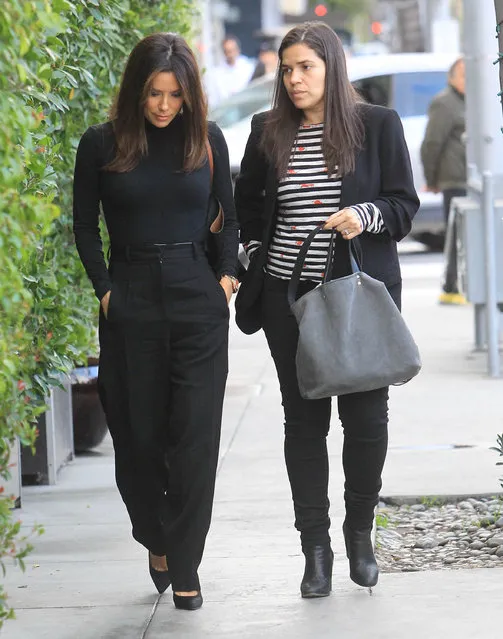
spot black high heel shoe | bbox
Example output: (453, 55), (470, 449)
(148, 553), (171, 594)
(343, 521), (379, 588)
(300, 544), (334, 598)
(173, 591), (203, 610)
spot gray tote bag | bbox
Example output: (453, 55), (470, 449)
(287, 226), (421, 399)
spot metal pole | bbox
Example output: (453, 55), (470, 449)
(463, 0), (503, 181)
(477, 1), (503, 376)
(482, 171), (500, 376)
(423, 0), (435, 52)
(200, 0), (215, 72)
(463, 0), (481, 186)
(463, 0), (484, 347)
(463, 0), (503, 371)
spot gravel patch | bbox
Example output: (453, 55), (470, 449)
(375, 497), (503, 572)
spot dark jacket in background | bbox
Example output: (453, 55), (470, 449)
(420, 85), (466, 191)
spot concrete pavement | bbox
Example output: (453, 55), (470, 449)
(387, 257), (502, 498)
(2, 251), (503, 638)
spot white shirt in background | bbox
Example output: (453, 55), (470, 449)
(207, 55), (255, 108)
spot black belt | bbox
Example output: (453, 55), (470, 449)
(110, 242), (204, 263)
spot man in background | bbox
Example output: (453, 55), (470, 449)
(250, 40), (279, 81)
(207, 35), (255, 107)
(421, 57), (467, 305)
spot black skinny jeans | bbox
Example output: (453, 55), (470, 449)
(98, 243), (229, 592)
(262, 273), (389, 549)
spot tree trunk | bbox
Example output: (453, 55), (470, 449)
(495, 0), (503, 111)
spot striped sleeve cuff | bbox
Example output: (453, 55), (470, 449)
(349, 203), (386, 234)
(243, 240), (262, 258)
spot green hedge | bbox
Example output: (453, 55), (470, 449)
(0, 0), (196, 626)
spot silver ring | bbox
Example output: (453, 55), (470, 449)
(344, 229), (350, 236)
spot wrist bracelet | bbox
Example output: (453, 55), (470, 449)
(221, 274), (239, 293)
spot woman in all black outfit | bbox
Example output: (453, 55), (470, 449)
(73, 33), (239, 610)
(235, 22), (419, 597)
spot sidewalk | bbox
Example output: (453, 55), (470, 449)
(2, 255), (503, 639)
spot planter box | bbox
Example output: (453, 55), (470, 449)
(71, 365), (108, 452)
(21, 377), (74, 485)
(1, 439), (22, 508)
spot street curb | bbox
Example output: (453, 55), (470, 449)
(380, 491), (503, 506)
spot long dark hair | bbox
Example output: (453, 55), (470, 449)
(106, 32), (207, 173)
(261, 22), (364, 178)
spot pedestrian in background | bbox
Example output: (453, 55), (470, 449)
(235, 22), (418, 598)
(73, 32), (239, 611)
(250, 40), (279, 81)
(421, 57), (467, 305)
(207, 34), (255, 107)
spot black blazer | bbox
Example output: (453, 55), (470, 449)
(234, 104), (420, 333)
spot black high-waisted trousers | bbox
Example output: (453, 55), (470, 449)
(98, 243), (229, 591)
(261, 273), (391, 550)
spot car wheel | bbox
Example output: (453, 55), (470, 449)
(411, 232), (445, 252)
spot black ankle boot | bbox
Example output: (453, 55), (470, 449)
(343, 522), (379, 587)
(300, 545), (333, 598)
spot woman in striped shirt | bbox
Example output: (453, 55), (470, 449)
(235, 22), (419, 598)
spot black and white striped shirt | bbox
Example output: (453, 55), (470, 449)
(244, 123), (386, 281)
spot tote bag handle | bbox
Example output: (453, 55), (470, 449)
(287, 226), (361, 307)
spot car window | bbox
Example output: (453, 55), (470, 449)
(392, 71), (447, 118)
(210, 79), (274, 128)
(352, 75), (391, 108)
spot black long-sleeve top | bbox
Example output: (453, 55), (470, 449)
(73, 115), (238, 301)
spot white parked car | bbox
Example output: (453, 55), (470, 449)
(210, 52), (458, 250)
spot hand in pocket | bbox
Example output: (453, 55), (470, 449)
(101, 290), (112, 319)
